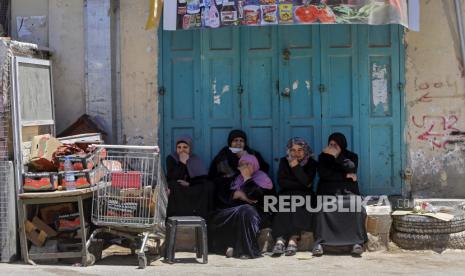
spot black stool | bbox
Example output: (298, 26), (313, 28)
(165, 216), (208, 264)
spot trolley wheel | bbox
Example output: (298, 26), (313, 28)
(138, 255), (147, 269)
(86, 253), (96, 266)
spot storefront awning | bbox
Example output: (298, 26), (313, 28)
(162, 0), (420, 31)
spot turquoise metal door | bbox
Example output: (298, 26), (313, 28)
(161, 25), (403, 195)
(278, 25), (322, 160)
(358, 25), (403, 195)
(319, 25), (402, 195)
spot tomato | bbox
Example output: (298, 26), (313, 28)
(318, 6), (336, 23)
(295, 5), (319, 23)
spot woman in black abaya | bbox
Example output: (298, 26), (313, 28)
(208, 155), (274, 259)
(312, 132), (367, 256)
(271, 137), (317, 257)
(209, 129), (270, 209)
(166, 136), (213, 219)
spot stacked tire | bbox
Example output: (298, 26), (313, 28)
(391, 210), (465, 250)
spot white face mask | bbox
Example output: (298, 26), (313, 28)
(229, 147), (242, 153)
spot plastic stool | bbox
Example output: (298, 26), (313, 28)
(165, 216), (208, 264)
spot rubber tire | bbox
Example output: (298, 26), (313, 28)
(392, 212), (465, 234)
(391, 230), (465, 250)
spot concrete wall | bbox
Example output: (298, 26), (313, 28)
(120, 0), (158, 145)
(11, 0), (86, 134)
(11, 0), (49, 46)
(11, 0), (465, 198)
(49, 0), (86, 133)
(405, 0), (465, 198)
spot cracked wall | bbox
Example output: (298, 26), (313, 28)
(405, 0), (465, 197)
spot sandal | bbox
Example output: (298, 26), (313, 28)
(312, 244), (323, 256)
(225, 247), (234, 258)
(271, 242), (285, 257)
(351, 244), (363, 256)
(285, 244), (297, 256)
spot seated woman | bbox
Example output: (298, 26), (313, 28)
(208, 155), (274, 259)
(271, 138), (317, 257)
(209, 129), (269, 208)
(166, 136), (213, 219)
(312, 132), (367, 256)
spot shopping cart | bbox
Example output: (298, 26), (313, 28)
(85, 145), (168, 268)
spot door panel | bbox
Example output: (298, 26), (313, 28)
(278, 25), (322, 157)
(358, 25), (402, 195)
(241, 27), (280, 175)
(320, 25), (360, 155)
(162, 30), (201, 160)
(201, 28), (241, 163)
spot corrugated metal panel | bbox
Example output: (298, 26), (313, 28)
(0, 40), (15, 262)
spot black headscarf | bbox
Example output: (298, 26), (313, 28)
(170, 136), (207, 178)
(328, 132), (356, 171)
(228, 129), (247, 147)
(328, 132), (348, 152)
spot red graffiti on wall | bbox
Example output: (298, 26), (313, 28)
(411, 115), (464, 149)
(414, 79), (458, 103)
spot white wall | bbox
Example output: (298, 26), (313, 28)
(11, 0), (86, 134)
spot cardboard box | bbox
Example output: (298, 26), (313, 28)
(23, 172), (59, 192)
(25, 217), (57, 247)
(59, 165), (106, 189)
(57, 147), (106, 171)
(32, 216), (57, 237)
(29, 134), (63, 171)
(39, 203), (75, 225)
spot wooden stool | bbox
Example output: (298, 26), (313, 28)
(165, 216), (208, 264)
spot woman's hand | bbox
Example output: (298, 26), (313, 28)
(236, 149), (249, 158)
(177, 180), (190, 187)
(239, 166), (253, 181)
(179, 152), (189, 164)
(233, 190), (257, 204)
(346, 173), (357, 182)
(288, 158), (299, 168)
(323, 146), (340, 158)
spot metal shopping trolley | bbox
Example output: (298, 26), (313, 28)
(85, 145), (168, 268)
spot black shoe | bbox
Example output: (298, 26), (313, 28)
(312, 244), (323, 256)
(351, 244), (363, 256)
(284, 244), (297, 256)
(271, 242), (285, 257)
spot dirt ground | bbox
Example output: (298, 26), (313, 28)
(1, 245), (465, 276)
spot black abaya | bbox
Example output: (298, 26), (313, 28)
(272, 157), (317, 239)
(314, 151), (367, 247)
(166, 155), (213, 219)
(208, 179), (273, 258)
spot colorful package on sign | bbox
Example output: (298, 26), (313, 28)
(293, 5), (319, 23)
(279, 4), (293, 23)
(187, 0), (201, 14)
(259, 0), (277, 4)
(261, 4), (278, 24)
(221, 2), (239, 25)
(243, 5), (260, 25)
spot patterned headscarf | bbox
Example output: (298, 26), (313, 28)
(286, 137), (313, 166)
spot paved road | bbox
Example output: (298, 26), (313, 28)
(2, 248), (465, 276)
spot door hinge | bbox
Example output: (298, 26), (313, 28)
(158, 86), (166, 96)
(237, 84), (244, 94)
(398, 82), (405, 92)
(318, 84), (326, 93)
